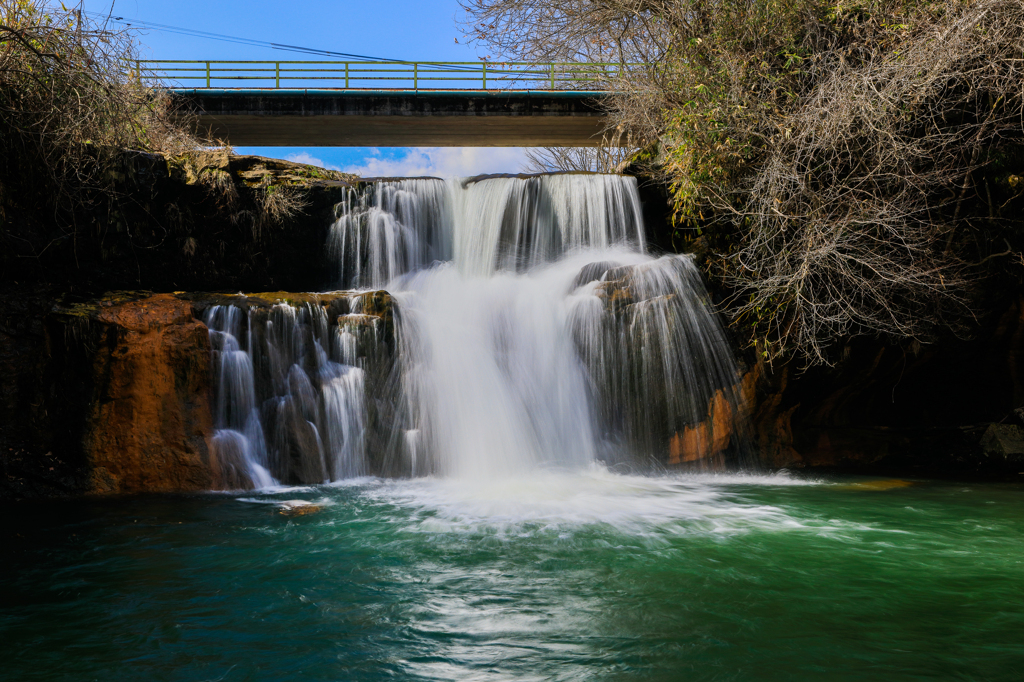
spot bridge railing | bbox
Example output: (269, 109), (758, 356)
(137, 60), (624, 91)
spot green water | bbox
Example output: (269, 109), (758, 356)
(2, 469), (1022, 681)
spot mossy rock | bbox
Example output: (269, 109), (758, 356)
(167, 151), (358, 189)
(52, 290), (156, 321)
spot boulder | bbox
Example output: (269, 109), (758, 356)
(980, 423), (1024, 463)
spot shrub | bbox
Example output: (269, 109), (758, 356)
(0, 1), (199, 238)
(463, 0), (1024, 363)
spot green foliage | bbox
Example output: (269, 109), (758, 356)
(656, 0), (901, 223)
(640, 0), (1024, 363)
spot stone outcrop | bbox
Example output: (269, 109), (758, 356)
(980, 423), (1024, 464)
(1, 151), (357, 295)
(55, 293), (216, 494)
(744, 363), (801, 469)
(667, 366), (761, 467)
(668, 390), (734, 465)
(1, 288), (405, 499)
(661, 290), (1024, 479)
(0, 291), (221, 499)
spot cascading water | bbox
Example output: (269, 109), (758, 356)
(204, 294), (396, 487)
(211, 173), (742, 487)
(327, 179), (452, 289)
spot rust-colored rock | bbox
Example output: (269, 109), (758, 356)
(740, 361), (801, 468)
(78, 294), (215, 494)
(669, 389), (735, 465)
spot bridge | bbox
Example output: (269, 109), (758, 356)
(144, 60), (620, 147)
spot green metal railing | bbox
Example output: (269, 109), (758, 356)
(137, 60), (626, 91)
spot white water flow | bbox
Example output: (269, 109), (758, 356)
(331, 174), (741, 480)
(209, 174), (741, 488)
(205, 298), (379, 488)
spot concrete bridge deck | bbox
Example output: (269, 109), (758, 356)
(169, 88), (612, 147)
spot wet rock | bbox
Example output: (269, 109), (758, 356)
(747, 363), (803, 468)
(355, 290), (395, 323)
(669, 389), (735, 465)
(593, 276), (634, 312)
(210, 431), (256, 490)
(570, 261), (615, 290)
(189, 290), (396, 344)
(277, 499), (322, 516)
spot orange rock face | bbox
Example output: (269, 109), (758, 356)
(668, 389), (736, 465)
(79, 294), (215, 494)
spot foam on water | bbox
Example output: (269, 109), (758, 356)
(372, 469), (813, 535)
(237, 467), (845, 542)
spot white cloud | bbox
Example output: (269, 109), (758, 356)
(342, 147), (532, 178)
(285, 151), (340, 170)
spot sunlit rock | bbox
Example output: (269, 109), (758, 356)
(52, 293), (216, 494)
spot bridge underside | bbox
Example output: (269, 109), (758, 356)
(171, 89), (612, 147)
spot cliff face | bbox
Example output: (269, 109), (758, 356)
(0, 151), (356, 294)
(0, 288), (403, 500)
(0, 151), (361, 499)
(632, 168), (1024, 479)
(741, 294), (1024, 477)
(74, 294), (215, 494)
(4, 151), (1024, 499)
(0, 293), (216, 500)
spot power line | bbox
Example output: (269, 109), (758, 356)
(81, 10), (399, 62)
(81, 10), (491, 74)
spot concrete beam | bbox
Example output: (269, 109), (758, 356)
(170, 89), (613, 147)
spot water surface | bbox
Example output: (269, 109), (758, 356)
(3, 470), (1022, 681)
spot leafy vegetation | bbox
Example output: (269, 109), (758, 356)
(0, 4), (343, 285)
(463, 0), (1024, 363)
(0, 1), (199, 231)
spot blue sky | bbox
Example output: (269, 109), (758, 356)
(81, 0), (533, 176)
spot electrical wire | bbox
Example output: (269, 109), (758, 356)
(80, 9), (486, 72)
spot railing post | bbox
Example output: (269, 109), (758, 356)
(345, 62), (349, 89)
(275, 62), (280, 88)
(482, 61), (487, 90)
(205, 61), (210, 88)
(550, 63), (554, 89)
(413, 62), (418, 91)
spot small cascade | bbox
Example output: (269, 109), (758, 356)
(450, 174), (645, 276)
(327, 174), (645, 287)
(205, 294), (394, 488)
(567, 255), (739, 463)
(327, 179), (452, 289)
(210, 172), (745, 487)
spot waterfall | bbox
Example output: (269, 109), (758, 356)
(210, 173), (742, 487)
(327, 179), (452, 289)
(205, 295), (392, 488)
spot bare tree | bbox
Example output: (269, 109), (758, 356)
(459, 0), (668, 64)
(0, 1), (201, 237)
(524, 145), (635, 173)
(462, 0), (1024, 364)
